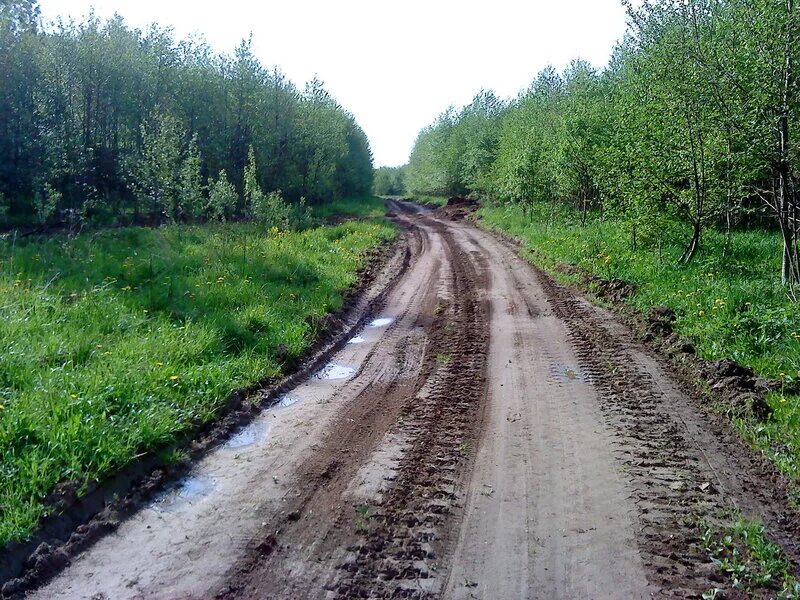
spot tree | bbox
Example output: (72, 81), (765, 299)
(179, 134), (205, 220)
(0, 11), (374, 228)
(131, 111), (183, 222)
(207, 169), (237, 221)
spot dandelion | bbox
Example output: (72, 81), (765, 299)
(699, 310), (705, 317)
(169, 375), (180, 381)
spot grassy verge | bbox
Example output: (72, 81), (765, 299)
(478, 203), (800, 481)
(0, 213), (394, 545)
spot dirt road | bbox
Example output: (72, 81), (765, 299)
(25, 202), (800, 599)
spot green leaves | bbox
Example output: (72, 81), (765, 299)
(0, 11), (374, 228)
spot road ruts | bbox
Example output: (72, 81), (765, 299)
(24, 200), (800, 600)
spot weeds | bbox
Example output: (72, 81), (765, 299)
(355, 504), (370, 532)
(701, 514), (800, 598)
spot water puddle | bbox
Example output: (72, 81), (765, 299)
(550, 365), (589, 384)
(348, 335), (366, 344)
(314, 362), (356, 381)
(367, 317), (394, 328)
(154, 474), (215, 512)
(223, 419), (270, 450)
(277, 394), (300, 408)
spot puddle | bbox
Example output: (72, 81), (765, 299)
(550, 365), (589, 384)
(223, 420), (270, 450)
(314, 362), (356, 381)
(367, 317), (394, 328)
(154, 474), (215, 511)
(348, 335), (366, 344)
(277, 394), (300, 408)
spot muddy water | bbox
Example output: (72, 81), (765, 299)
(313, 362), (356, 380)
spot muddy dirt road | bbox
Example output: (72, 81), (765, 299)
(26, 202), (800, 599)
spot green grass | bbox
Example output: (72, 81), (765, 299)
(312, 195), (389, 220)
(0, 217), (394, 545)
(478, 202), (800, 480)
(701, 514), (800, 598)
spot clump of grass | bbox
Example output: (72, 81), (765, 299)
(478, 202), (800, 480)
(0, 218), (394, 545)
(701, 514), (800, 598)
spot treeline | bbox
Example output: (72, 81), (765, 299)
(406, 0), (799, 284)
(373, 166), (406, 196)
(0, 1), (373, 229)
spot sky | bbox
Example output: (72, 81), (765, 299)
(38, 0), (629, 167)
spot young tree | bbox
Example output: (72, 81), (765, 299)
(131, 111), (183, 222)
(178, 134), (205, 220)
(207, 169), (237, 221)
(33, 181), (60, 226)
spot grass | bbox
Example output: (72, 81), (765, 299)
(701, 513), (800, 598)
(312, 195), (389, 221)
(0, 211), (394, 545)
(478, 202), (800, 480)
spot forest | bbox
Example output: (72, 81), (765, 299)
(0, 0), (374, 230)
(405, 0), (799, 285)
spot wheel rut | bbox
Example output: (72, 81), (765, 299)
(23, 202), (800, 600)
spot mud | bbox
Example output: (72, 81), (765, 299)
(16, 201), (800, 600)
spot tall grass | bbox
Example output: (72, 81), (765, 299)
(479, 203), (800, 480)
(0, 218), (394, 545)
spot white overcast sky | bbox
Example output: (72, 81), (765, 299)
(38, 0), (629, 167)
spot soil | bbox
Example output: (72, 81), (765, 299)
(13, 201), (800, 599)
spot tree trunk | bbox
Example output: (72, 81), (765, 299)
(779, 0), (797, 285)
(680, 220), (702, 264)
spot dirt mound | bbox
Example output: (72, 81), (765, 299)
(594, 277), (637, 303)
(445, 196), (478, 208)
(643, 305), (677, 340)
(552, 261), (637, 303)
(702, 359), (775, 421)
(440, 197), (479, 221)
